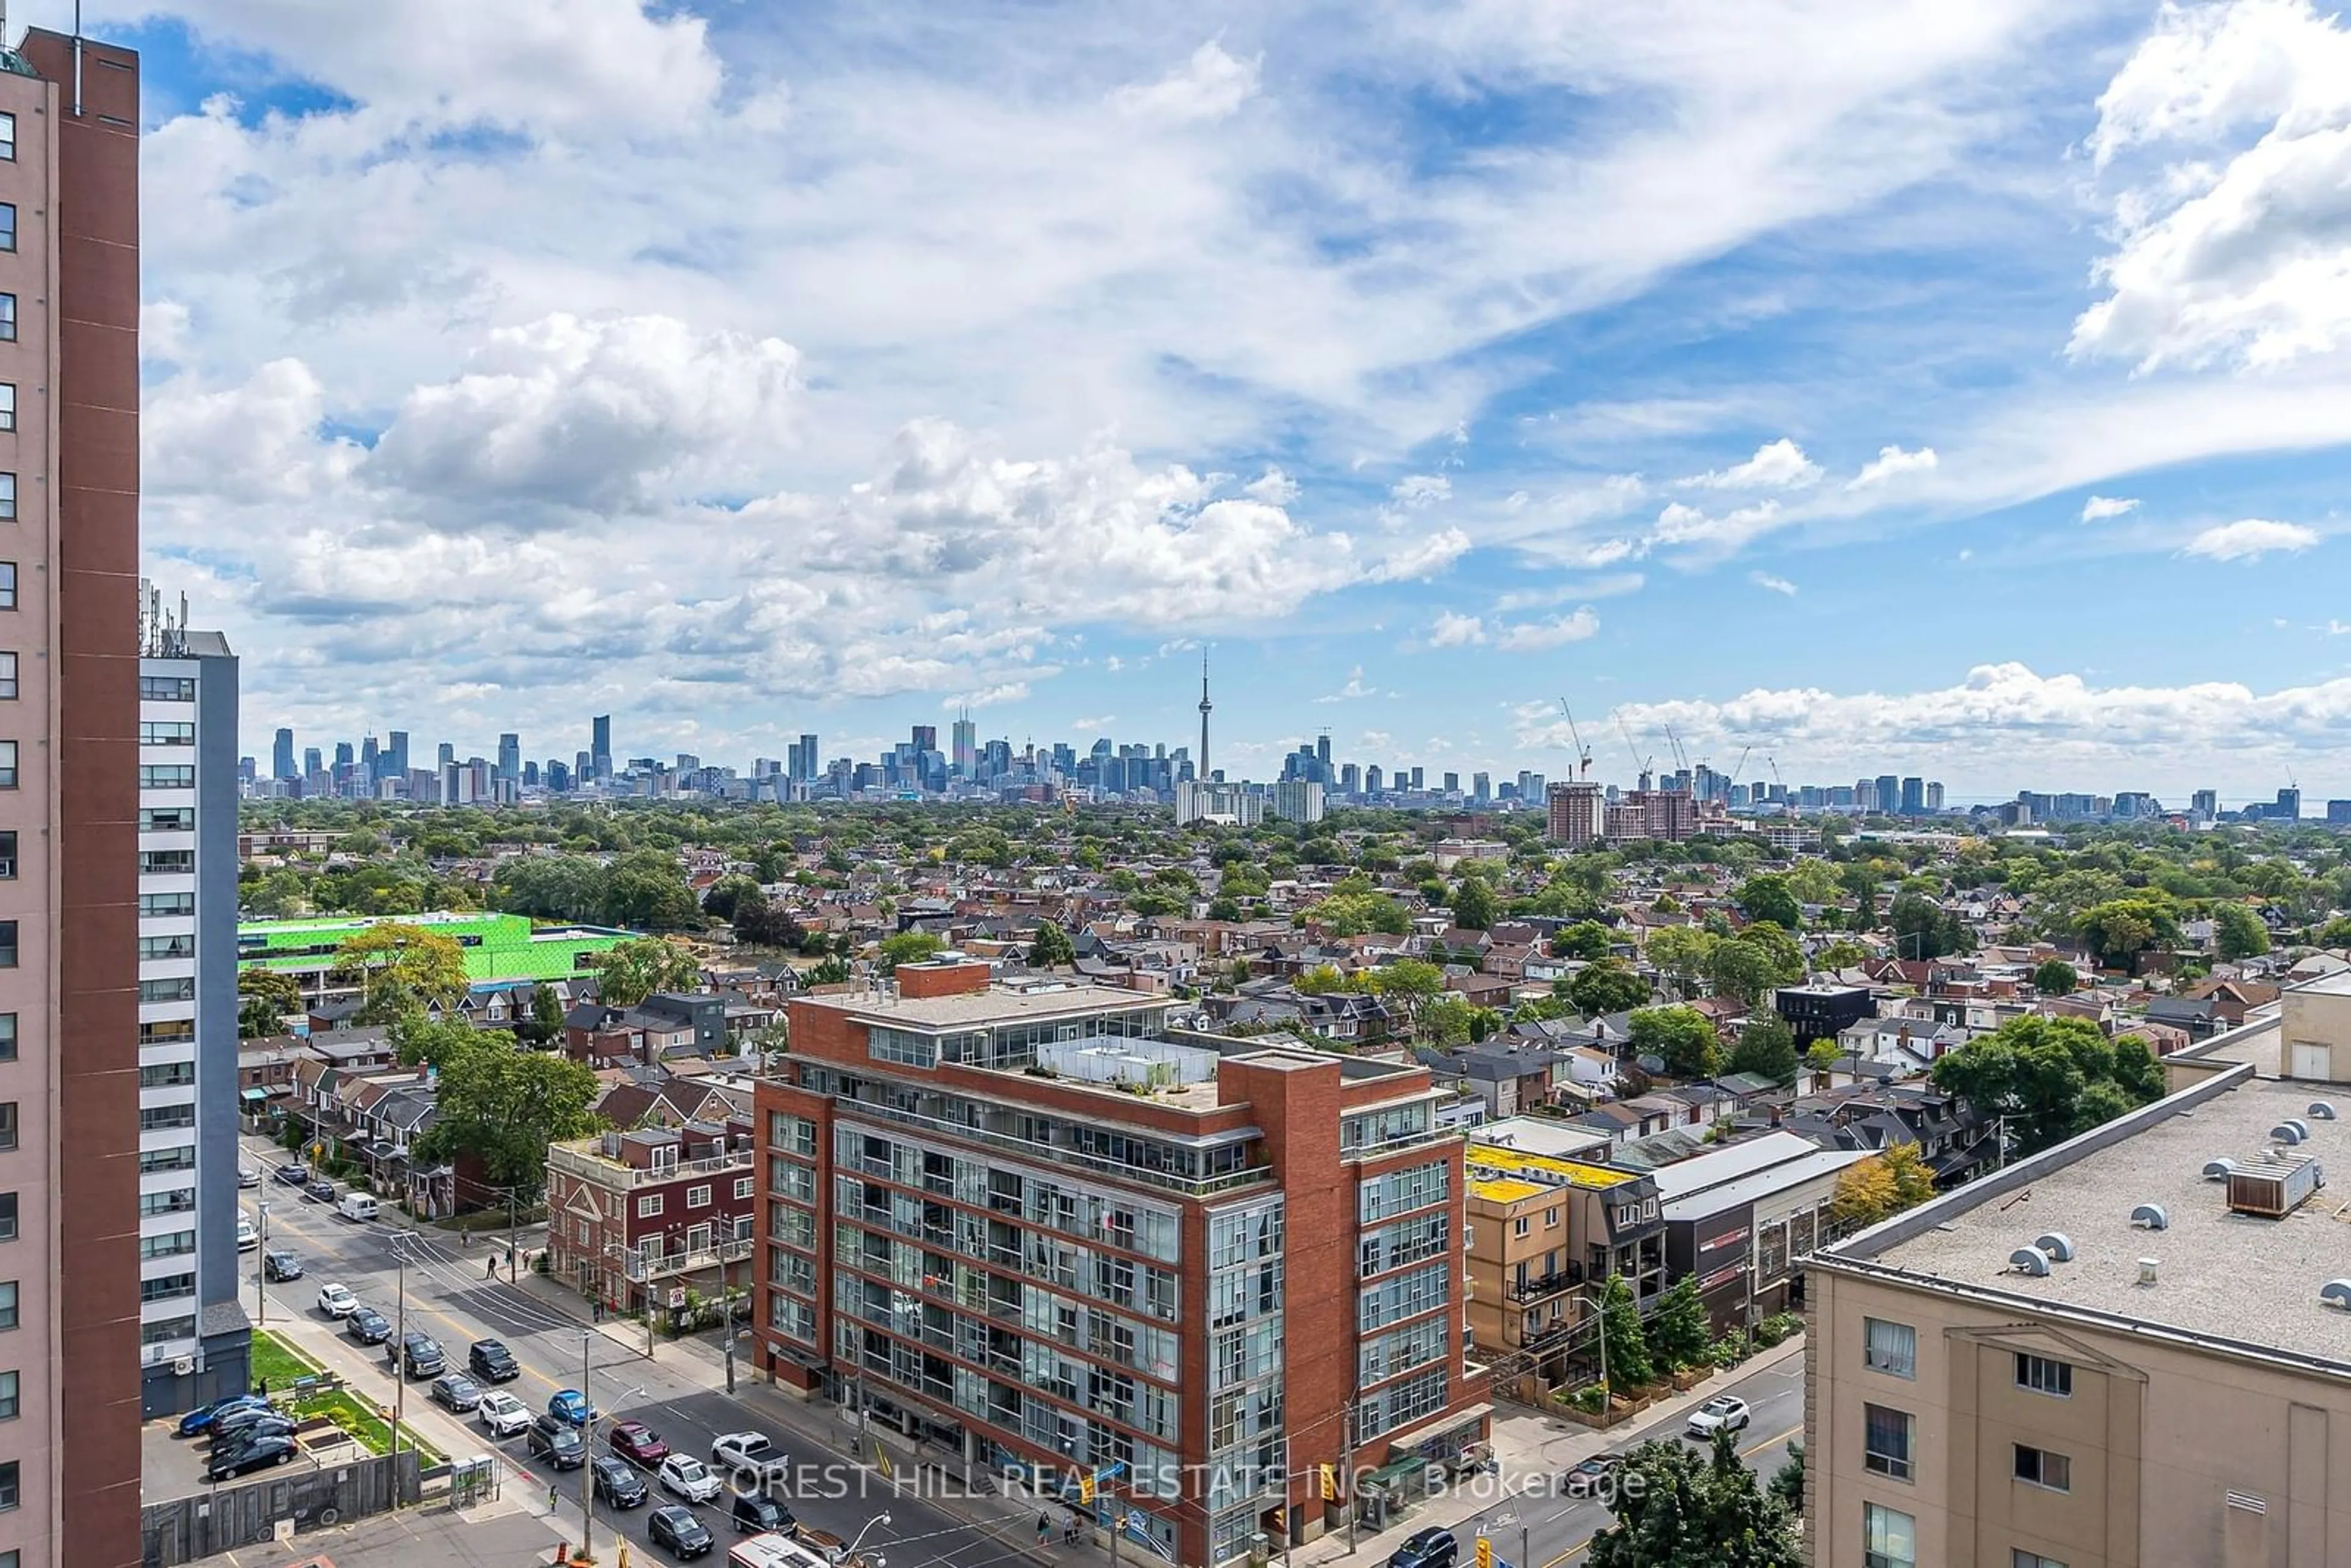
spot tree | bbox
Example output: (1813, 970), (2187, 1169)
(2317, 915), (2351, 950)
(732, 892), (803, 950)
(1930, 1013), (2165, 1157)
(1769, 1442), (1805, 1517)
(1829, 1140), (1937, 1228)
(1368, 959), (1446, 1040)
(1630, 1006), (1721, 1079)
(1595, 1274), (1653, 1390)
(1706, 929), (1802, 1008)
(1725, 1011), (1798, 1083)
(334, 922), (471, 1024)
(1888, 890), (1968, 961)
(878, 931), (945, 973)
(2212, 901), (2271, 961)
(1451, 876), (1498, 931)
(1646, 926), (1719, 996)
(1566, 958), (1651, 1019)
(1813, 938), (1869, 973)
(591, 936), (703, 1007)
(238, 969), (304, 1039)
(1419, 996), (1476, 1048)
(2031, 958), (2079, 996)
(2074, 897), (2181, 974)
(1028, 921), (1077, 968)
(700, 874), (763, 923)
(1644, 1275), (1711, 1371)
(1295, 964), (1348, 995)
(806, 954), (852, 986)
(1551, 920), (1613, 961)
(1584, 1431), (1802, 1568)
(410, 1027), (601, 1209)
(1734, 873), (1802, 931)
(599, 849), (704, 932)
(512, 981), (566, 1047)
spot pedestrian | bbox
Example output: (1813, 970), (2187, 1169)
(1065, 1514), (1081, 1545)
(486, 1254), (497, 1279)
(256, 1377), (268, 1398)
(549, 1480), (561, 1514)
(1037, 1513), (1051, 1547)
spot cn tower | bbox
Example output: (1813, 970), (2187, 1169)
(1198, 651), (1212, 780)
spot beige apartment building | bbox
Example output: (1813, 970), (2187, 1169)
(1807, 972), (2351, 1568)
(1463, 1136), (1661, 1371)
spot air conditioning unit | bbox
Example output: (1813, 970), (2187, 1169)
(171, 1357), (194, 1376)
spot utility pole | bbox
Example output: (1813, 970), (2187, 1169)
(254, 1202), (269, 1327)
(391, 1250), (406, 1497)
(1341, 1408), (1357, 1553)
(722, 1283), (737, 1395)
(507, 1183), (519, 1283)
(580, 1330), (596, 1561)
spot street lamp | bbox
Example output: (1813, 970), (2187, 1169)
(846, 1513), (893, 1567)
(254, 1202), (271, 1328)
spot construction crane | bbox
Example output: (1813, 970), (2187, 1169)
(1727, 744), (1753, 793)
(1556, 700), (1594, 779)
(1614, 710), (1652, 784)
(1665, 724), (1691, 775)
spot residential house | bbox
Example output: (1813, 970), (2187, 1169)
(545, 1119), (757, 1316)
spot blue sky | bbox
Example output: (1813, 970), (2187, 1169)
(40, 0), (2351, 800)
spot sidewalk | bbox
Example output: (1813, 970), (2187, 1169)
(1289, 1336), (1808, 1568)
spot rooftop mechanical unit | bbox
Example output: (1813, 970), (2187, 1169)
(2225, 1149), (2324, 1219)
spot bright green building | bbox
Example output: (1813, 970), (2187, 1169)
(237, 910), (636, 1005)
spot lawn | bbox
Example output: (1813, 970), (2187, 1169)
(250, 1330), (446, 1467)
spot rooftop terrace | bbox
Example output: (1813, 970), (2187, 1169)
(1465, 1142), (1635, 1190)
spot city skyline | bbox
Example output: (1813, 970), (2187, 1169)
(78, 0), (2351, 797)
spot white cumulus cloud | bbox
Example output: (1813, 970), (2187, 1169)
(1847, 445), (1938, 489)
(2180, 517), (2321, 560)
(1677, 438), (1822, 490)
(2081, 494), (2142, 522)
(1428, 612), (1487, 648)
(1750, 572), (1799, 595)
(1495, 608), (1601, 650)
(1316, 666), (1381, 703)
(1110, 42), (1263, 125)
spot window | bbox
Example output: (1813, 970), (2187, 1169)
(140, 808), (195, 833)
(139, 892), (195, 918)
(138, 765), (195, 789)
(0, 112), (15, 160)
(637, 1193), (663, 1218)
(138, 850), (194, 874)
(140, 1273), (195, 1304)
(0, 650), (15, 696)
(0, 743), (15, 789)
(0, 1460), (16, 1511)
(0, 1016), (14, 1062)
(687, 1184), (711, 1209)
(138, 977), (195, 1003)
(138, 1062), (194, 1089)
(140, 675), (196, 702)
(734, 1176), (754, 1200)
(0, 1103), (15, 1152)
(1863, 1404), (1914, 1482)
(0, 205), (15, 253)
(138, 1146), (195, 1174)
(138, 1104), (195, 1132)
(140, 721), (195, 746)
(0, 1370), (17, 1420)
(1864, 1502), (1916, 1568)
(2015, 1352), (2072, 1398)
(140, 1188), (195, 1215)
(0, 479), (13, 525)
(0, 1194), (14, 1242)
(138, 933), (195, 961)
(1864, 1317), (1916, 1378)
(0, 386), (13, 434)
(2014, 1444), (2071, 1492)
(2014, 1553), (2067, 1568)
(139, 1315), (195, 1346)
(0, 924), (15, 969)
(0, 1281), (15, 1329)
(0, 295), (17, 342)
(1512, 1216), (1529, 1239)
(138, 1230), (194, 1260)
(0, 831), (14, 880)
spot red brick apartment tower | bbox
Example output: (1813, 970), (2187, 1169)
(756, 962), (1484, 1568)
(9, 26), (144, 1567)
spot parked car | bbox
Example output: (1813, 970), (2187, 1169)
(659, 1454), (724, 1504)
(609, 1420), (672, 1469)
(206, 1433), (298, 1482)
(649, 1504), (714, 1559)
(1685, 1396), (1751, 1440)
(306, 1178), (337, 1204)
(593, 1454), (650, 1509)
(527, 1415), (586, 1469)
(274, 1163), (310, 1187)
(477, 1390), (533, 1439)
(1388, 1528), (1458, 1568)
(345, 1305), (392, 1345)
(177, 1393), (269, 1438)
(210, 1409), (296, 1447)
(263, 1248), (303, 1283)
(236, 1215), (259, 1252)
(467, 1338), (520, 1382)
(547, 1388), (597, 1427)
(710, 1431), (778, 1475)
(730, 1493), (796, 1536)
(337, 1192), (380, 1222)
(429, 1373), (484, 1414)
(399, 1332), (446, 1378)
(238, 1166), (261, 1189)
(315, 1283), (358, 1319)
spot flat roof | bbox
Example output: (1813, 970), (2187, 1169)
(1659, 1147), (1869, 1221)
(1841, 1012), (2351, 1368)
(1646, 1131), (1832, 1199)
(1471, 1176), (1549, 1204)
(1468, 1115), (1614, 1161)
(1465, 1142), (1634, 1190)
(811, 982), (1168, 1030)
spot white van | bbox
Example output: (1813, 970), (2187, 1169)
(337, 1193), (380, 1222)
(730, 1534), (832, 1568)
(236, 1214), (258, 1251)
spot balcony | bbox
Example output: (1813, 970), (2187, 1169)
(550, 1141), (751, 1191)
(1505, 1267), (1579, 1302)
(620, 1236), (753, 1281)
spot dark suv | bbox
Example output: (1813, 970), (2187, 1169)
(468, 1338), (521, 1382)
(528, 1414), (586, 1469)
(593, 1454), (649, 1507)
(1389, 1528), (1458, 1568)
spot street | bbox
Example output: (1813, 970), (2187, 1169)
(1446, 1353), (1805, 1568)
(237, 1130), (1049, 1568)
